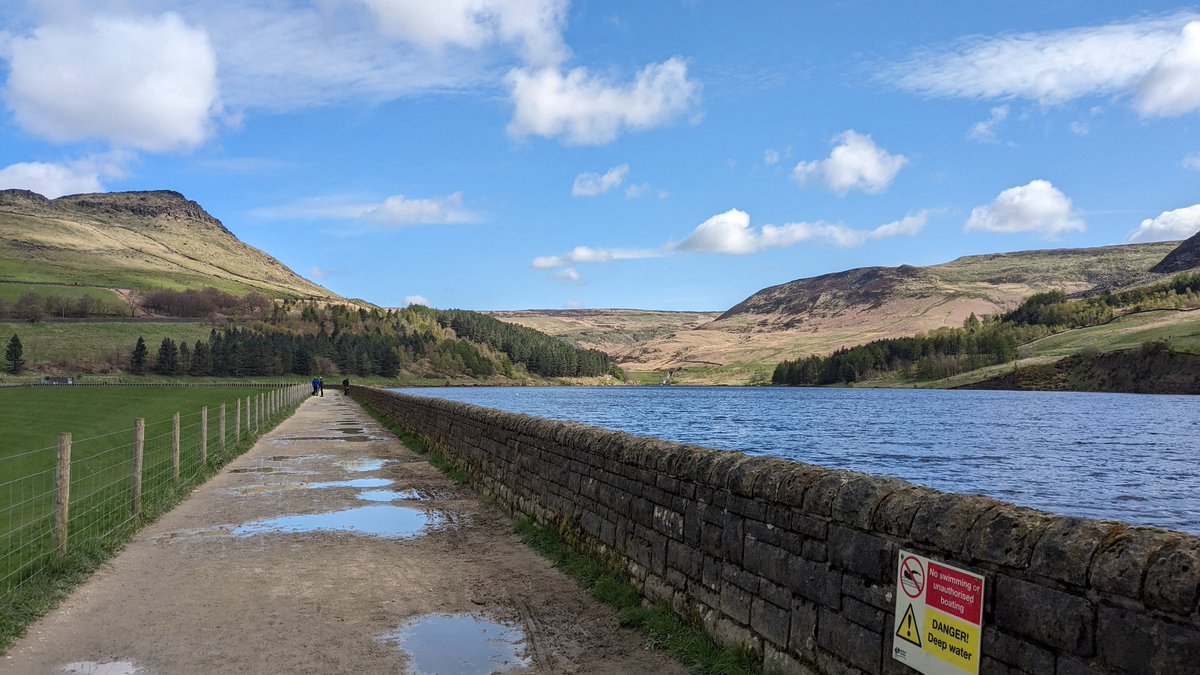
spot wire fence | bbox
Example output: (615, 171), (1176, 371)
(0, 383), (310, 601)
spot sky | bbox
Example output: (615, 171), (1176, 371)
(1, 1), (1200, 311)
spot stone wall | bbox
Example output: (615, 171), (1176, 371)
(353, 387), (1200, 674)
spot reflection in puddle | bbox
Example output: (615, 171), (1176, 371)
(232, 505), (439, 538)
(309, 478), (393, 489)
(339, 458), (388, 472)
(58, 661), (147, 675)
(382, 614), (530, 675)
(358, 489), (423, 502)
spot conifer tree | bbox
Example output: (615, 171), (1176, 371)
(5, 334), (24, 374)
(131, 336), (148, 375)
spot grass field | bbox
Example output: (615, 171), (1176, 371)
(0, 283), (125, 308)
(0, 385), (299, 609)
(0, 321), (216, 369)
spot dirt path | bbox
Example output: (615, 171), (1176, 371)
(2, 394), (683, 674)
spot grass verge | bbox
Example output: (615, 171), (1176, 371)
(351, 393), (759, 674)
(0, 391), (304, 653)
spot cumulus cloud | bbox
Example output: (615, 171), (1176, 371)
(624, 183), (665, 199)
(675, 209), (928, 254)
(404, 295), (431, 306)
(572, 164), (628, 197)
(0, 154), (127, 197)
(1184, 153), (1200, 170)
(792, 131), (908, 195)
(1127, 204), (1200, 242)
(890, 13), (1200, 116)
(965, 180), (1085, 238)
(968, 105), (1009, 142)
(531, 245), (658, 269)
(357, 0), (569, 67)
(506, 57), (699, 145)
(763, 149), (781, 165)
(533, 209), (927, 272)
(257, 192), (481, 228)
(5, 12), (220, 151)
(554, 267), (582, 284)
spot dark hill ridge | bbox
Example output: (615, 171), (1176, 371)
(0, 189), (334, 299)
(1151, 231), (1200, 274)
(718, 264), (929, 320)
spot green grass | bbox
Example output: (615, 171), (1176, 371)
(0, 384), (304, 651)
(515, 519), (760, 675)
(1020, 309), (1200, 358)
(0, 321), (216, 368)
(0, 283), (124, 308)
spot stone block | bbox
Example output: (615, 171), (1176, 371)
(817, 606), (881, 673)
(841, 595), (885, 632)
(727, 494), (769, 521)
(666, 540), (703, 579)
(966, 505), (1052, 569)
(788, 597), (819, 660)
(764, 643), (819, 675)
(1090, 527), (1181, 600)
(787, 557), (841, 609)
(722, 512), (745, 562)
(746, 518), (782, 546)
(981, 626), (1055, 674)
(683, 502), (702, 547)
(803, 472), (852, 517)
(1142, 538), (1200, 616)
(653, 504), (685, 540)
(758, 577), (792, 610)
(1028, 516), (1119, 587)
(1097, 603), (1200, 675)
(993, 574), (1094, 654)
(775, 464), (831, 505)
(790, 511), (828, 539)
(723, 562), (760, 593)
(832, 475), (906, 530)
(909, 493), (1001, 555)
(751, 596), (792, 647)
(802, 539), (827, 562)
(744, 535), (790, 587)
(701, 606), (762, 656)
(828, 526), (893, 582)
(719, 581), (753, 624)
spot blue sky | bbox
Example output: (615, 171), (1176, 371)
(1, 1), (1199, 311)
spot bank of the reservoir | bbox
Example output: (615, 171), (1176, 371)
(353, 387), (1199, 675)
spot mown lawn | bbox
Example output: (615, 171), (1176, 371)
(0, 321), (216, 368)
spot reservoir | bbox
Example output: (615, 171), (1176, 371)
(392, 387), (1200, 534)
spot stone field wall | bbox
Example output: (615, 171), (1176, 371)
(352, 387), (1200, 674)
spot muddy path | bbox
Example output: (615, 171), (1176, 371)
(3, 394), (683, 674)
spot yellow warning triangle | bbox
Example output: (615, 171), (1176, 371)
(896, 604), (921, 647)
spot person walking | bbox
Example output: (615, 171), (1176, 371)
(311, 376), (319, 396)
(342, 378), (350, 395)
(318, 377), (324, 397)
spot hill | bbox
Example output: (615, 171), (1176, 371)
(1151, 230), (1200, 274)
(0, 189), (335, 301)
(488, 309), (721, 354)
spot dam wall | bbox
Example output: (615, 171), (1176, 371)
(352, 387), (1200, 674)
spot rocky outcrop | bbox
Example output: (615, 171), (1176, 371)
(1151, 231), (1200, 274)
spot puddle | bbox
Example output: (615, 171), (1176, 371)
(232, 505), (439, 538)
(309, 478), (393, 489)
(358, 489), (423, 502)
(58, 661), (148, 675)
(339, 458), (388, 472)
(381, 614), (530, 674)
(342, 435), (370, 442)
(229, 467), (278, 474)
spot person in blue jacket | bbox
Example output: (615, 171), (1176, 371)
(311, 376), (319, 396)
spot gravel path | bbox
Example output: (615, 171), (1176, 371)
(2, 393), (682, 674)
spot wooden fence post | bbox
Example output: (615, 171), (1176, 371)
(172, 412), (180, 480)
(219, 404), (227, 452)
(235, 398), (242, 442)
(55, 432), (71, 556)
(200, 406), (208, 466)
(132, 419), (144, 517)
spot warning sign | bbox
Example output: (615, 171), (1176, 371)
(892, 550), (985, 675)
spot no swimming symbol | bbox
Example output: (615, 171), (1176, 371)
(901, 555), (924, 598)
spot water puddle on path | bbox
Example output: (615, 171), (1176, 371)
(57, 661), (147, 675)
(339, 458), (389, 472)
(232, 505), (440, 539)
(357, 489), (423, 502)
(309, 478), (393, 489)
(381, 614), (531, 674)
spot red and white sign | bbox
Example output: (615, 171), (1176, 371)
(893, 550), (986, 675)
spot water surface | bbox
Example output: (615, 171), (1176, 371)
(393, 386), (1200, 533)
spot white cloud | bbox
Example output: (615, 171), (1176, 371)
(572, 164), (628, 197)
(763, 149), (780, 165)
(675, 209), (758, 254)
(675, 209), (929, 254)
(792, 130), (908, 195)
(404, 295), (431, 307)
(1137, 21), (1200, 116)
(1127, 204), (1200, 242)
(563, 299), (583, 309)
(5, 12), (220, 151)
(257, 192), (480, 227)
(965, 180), (1085, 238)
(307, 266), (339, 280)
(0, 153), (128, 198)
(891, 13), (1200, 116)
(625, 182), (667, 199)
(554, 267), (582, 284)
(1069, 120), (1090, 136)
(531, 245), (658, 269)
(357, 0), (569, 67)
(968, 105), (1009, 141)
(1184, 153), (1200, 170)
(506, 57), (699, 145)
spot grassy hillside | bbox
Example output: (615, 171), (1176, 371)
(0, 189), (335, 300)
(489, 309), (721, 352)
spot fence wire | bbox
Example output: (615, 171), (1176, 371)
(0, 384), (307, 601)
